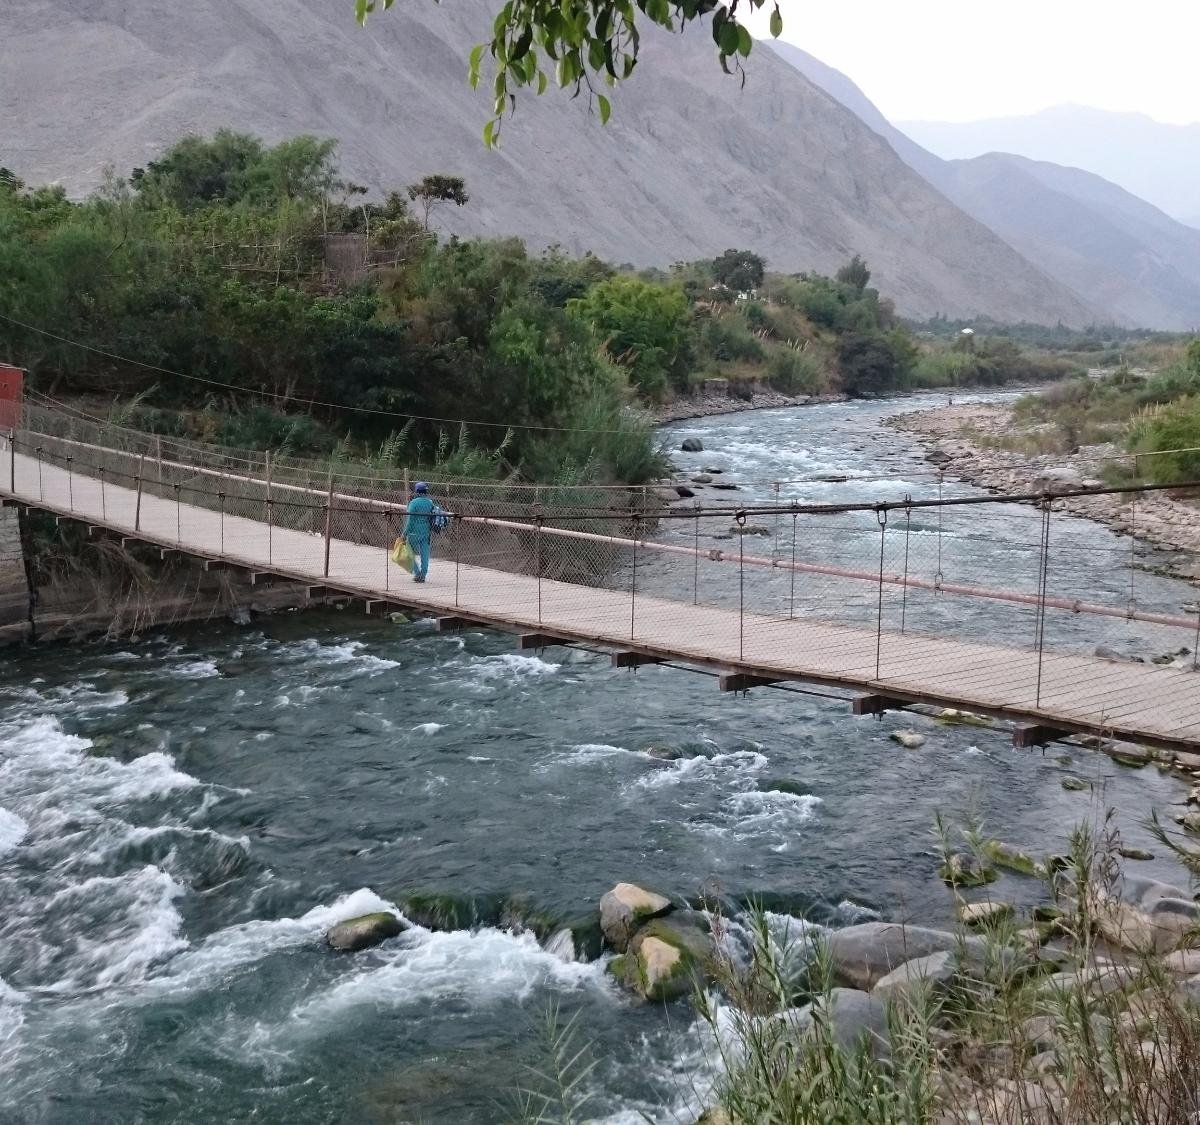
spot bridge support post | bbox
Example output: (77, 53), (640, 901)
(851, 694), (905, 716)
(519, 633), (560, 650)
(1013, 724), (1071, 749)
(134, 454), (145, 531)
(611, 651), (664, 669)
(322, 474), (334, 578)
(718, 672), (781, 693)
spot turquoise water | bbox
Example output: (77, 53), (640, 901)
(1, 396), (1194, 1123)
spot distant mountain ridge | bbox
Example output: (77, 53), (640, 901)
(899, 106), (1200, 230)
(0, 0), (1096, 326)
(769, 42), (1200, 330)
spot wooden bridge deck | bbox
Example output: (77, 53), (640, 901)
(7, 449), (1200, 752)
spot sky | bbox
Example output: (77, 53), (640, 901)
(743, 0), (1200, 124)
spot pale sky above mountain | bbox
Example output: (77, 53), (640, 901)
(746, 0), (1199, 125)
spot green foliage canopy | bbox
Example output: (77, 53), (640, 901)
(354, 0), (784, 143)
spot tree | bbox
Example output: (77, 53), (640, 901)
(835, 254), (871, 295)
(711, 248), (764, 293)
(567, 275), (691, 401)
(355, 0), (784, 143)
(407, 174), (469, 229)
(835, 330), (914, 397)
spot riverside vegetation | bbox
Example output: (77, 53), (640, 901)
(1, 131), (1089, 489)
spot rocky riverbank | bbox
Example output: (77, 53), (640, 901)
(649, 388), (849, 424)
(325, 832), (1200, 1124)
(891, 402), (1200, 585)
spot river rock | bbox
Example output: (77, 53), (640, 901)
(785, 988), (890, 1058)
(1061, 775), (1091, 791)
(691, 474), (713, 484)
(1117, 846), (1154, 861)
(889, 729), (925, 750)
(614, 911), (715, 1001)
(984, 841), (1042, 877)
(827, 922), (978, 991)
(872, 950), (958, 1004)
(958, 900), (1014, 927)
(702, 466), (724, 475)
(936, 708), (993, 727)
(326, 912), (405, 952)
(674, 485), (696, 498)
(599, 882), (673, 952)
(1034, 467), (1083, 493)
(939, 852), (997, 888)
(730, 523), (769, 535)
(681, 438), (704, 452)
(1093, 889), (1195, 954)
(644, 743), (684, 761)
(1161, 950), (1200, 976)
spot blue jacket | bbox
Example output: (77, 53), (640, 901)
(403, 495), (435, 542)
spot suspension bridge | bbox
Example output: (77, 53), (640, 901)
(5, 397), (1200, 753)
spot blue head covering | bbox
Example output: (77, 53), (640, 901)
(414, 481), (429, 493)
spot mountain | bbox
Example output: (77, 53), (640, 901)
(770, 43), (1200, 329)
(899, 107), (1200, 229)
(0, 0), (1095, 326)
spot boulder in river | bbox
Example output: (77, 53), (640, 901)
(958, 900), (1014, 927)
(691, 474), (713, 484)
(612, 911), (715, 1001)
(599, 882), (673, 952)
(674, 485), (695, 499)
(681, 438), (704, 452)
(326, 912), (405, 952)
(983, 841), (1042, 877)
(939, 852), (997, 888)
(889, 730), (925, 750)
(828, 922), (981, 991)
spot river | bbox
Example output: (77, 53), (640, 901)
(1, 394), (1195, 1123)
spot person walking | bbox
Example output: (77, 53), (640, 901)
(403, 481), (436, 583)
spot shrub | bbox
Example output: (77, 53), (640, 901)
(768, 347), (825, 394)
(1128, 395), (1200, 484)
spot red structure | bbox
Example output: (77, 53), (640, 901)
(0, 364), (23, 431)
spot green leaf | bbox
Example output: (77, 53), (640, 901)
(717, 21), (739, 54)
(537, 68), (548, 94)
(598, 93), (611, 124)
(769, 6), (782, 37)
(468, 42), (484, 86)
(354, 0), (371, 24)
(736, 24), (752, 57)
(492, 1), (513, 38)
(483, 118), (497, 147)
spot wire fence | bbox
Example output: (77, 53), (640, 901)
(6, 399), (1200, 723)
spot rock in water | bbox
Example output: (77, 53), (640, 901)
(958, 900), (1014, 927)
(681, 438), (704, 452)
(326, 912), (405, 952)
(599, 882), (673, 952)
(614, 911), (715, 1001)
(939, 852), (996, 888)
(890, 730), (925, 750)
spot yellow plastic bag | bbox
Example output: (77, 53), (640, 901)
(390, 538), (414, 573)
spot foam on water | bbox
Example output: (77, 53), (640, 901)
(278, 638), (400, 672)
(563, 743), (637, 765)
(287, 924), (612, 1031)
(143, 888), (398, 999)
(723, 789), (822, 850)
(631, 749), (768, 792)
(412, 722), (445, 735)
(166, 660), (220, 679)
(0, 808), (27, 857)
(471, 653), (561, 681)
